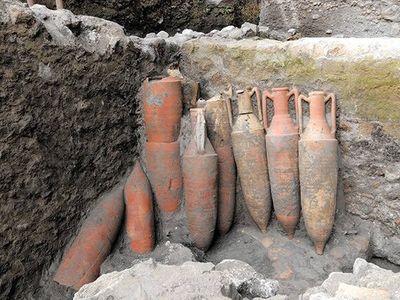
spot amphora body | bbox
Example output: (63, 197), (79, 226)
(198, 93), (236, 235)
(124, 161), (154, 254)
(231, 88), (271, 232)
(298, 92), (338, 255)
(262, 87), (300, 239)
(183, 108), (218, 251)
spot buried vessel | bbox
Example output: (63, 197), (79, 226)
(262, 87), (300, 239)
(298, 91), (338, 255)
(231, 87), (271, 232)
(54, 187), (124, 289)
(144, 75), (183, 215)
(183, 108), (218, 250)
(197, 90), (236, 236)
(124, 161), (155, 254)
(143, 76), (182, 143)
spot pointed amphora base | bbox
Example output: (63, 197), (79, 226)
(314, 241), (326, 255)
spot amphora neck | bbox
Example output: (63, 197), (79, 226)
(309, 93), (327, 121)
(271, 88), (290, 115)
(237, 89), (253, 115)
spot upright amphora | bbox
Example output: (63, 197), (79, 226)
(183, 108), (218, 251)
(298, 92), (338, 255)
(143, 76), (182, 142)
(231, 87), (271, 232)
(198, 92), (236, 236)
(262, 87), (300, 239)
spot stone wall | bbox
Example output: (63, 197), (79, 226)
(260, 0), (400, 39)
(180, 37), (400, 264)
(0, 1), (178, 298)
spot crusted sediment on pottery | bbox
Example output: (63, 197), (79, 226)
(183, 109), (218, 250)
(201, 94), (236, 235)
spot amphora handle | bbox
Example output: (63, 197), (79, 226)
(288, 88), (299, 126)
(250, 87), (263, 122)
(298, 94), (309, 134)
(262, 90), (274, 130)
(223, 84), (234, 128)
(325, 93), (337, 136)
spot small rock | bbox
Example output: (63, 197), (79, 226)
(221, 25), (235, 32)
(241, 22), (258, 37)
(208, 29), (219, 36)
(288, 28), (297, 35)
(145, 32), (156, 38)
(157, 30), (169, 39)
(384, 162), (400, 182)
(238, 277), (279, 299)
(228, 28), (245, 40)
(321, 272), (357, 295)
(215, 259), (258, 287)
(335, 283), (391, 300)
(258, 25), (270, 38)
(326, 29), (333, 34)
(182, 28), (194, 37)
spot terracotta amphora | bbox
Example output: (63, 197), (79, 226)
(144, 76), (182, 142)
(298, 91), (338, 255)
(197, 90), (236, 236)
(231, 87), (271, 233)
(183, 108), (218, 251)
(124, 161), (154, 254)
(145, 141), (182, 214)
(262, 87), (300, 239)
(54, 186), (124, 290)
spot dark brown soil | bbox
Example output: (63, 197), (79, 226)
(0, 6), (178, 298)
(25, 0), (260, 35)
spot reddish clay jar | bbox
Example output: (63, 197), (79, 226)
(262, 87), (300, 239)
(145, 141), (182, 214)
(144, 76), (183, 143)
(54, 186), (124, 290)
(198, 94), (236, 236)
(298, 91), (338, 255)
(183, 108), (218, 251)
(124, 161), (154, 254)
(231, 87), (271, 233)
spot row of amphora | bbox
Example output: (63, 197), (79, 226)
(143, 77), (338, 255)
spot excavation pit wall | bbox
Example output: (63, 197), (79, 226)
(1, 1), (400, 299)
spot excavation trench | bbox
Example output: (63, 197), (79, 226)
(1, 1), (400, 299)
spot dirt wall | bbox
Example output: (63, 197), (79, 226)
(0, 1), (178, 298)
(24, 0), (260, 35)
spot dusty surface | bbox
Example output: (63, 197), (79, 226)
(260, 0), (400, 39)
(207, 215), (371, 298)
(0, 1), (178, 299)
(25, 0), (260, 36)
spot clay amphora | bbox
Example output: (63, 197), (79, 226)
(54, 186), (124, 290)
(262, 87), (300, 239)
(197, 92), (236, 236)
(183, 108), (218, 251)
(231, 87), (271, 233)
(144, 76), (182, 142)
(124, 161), (154, 254)
(298, 92), (338, 255)
(145, 141), (182, 214)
